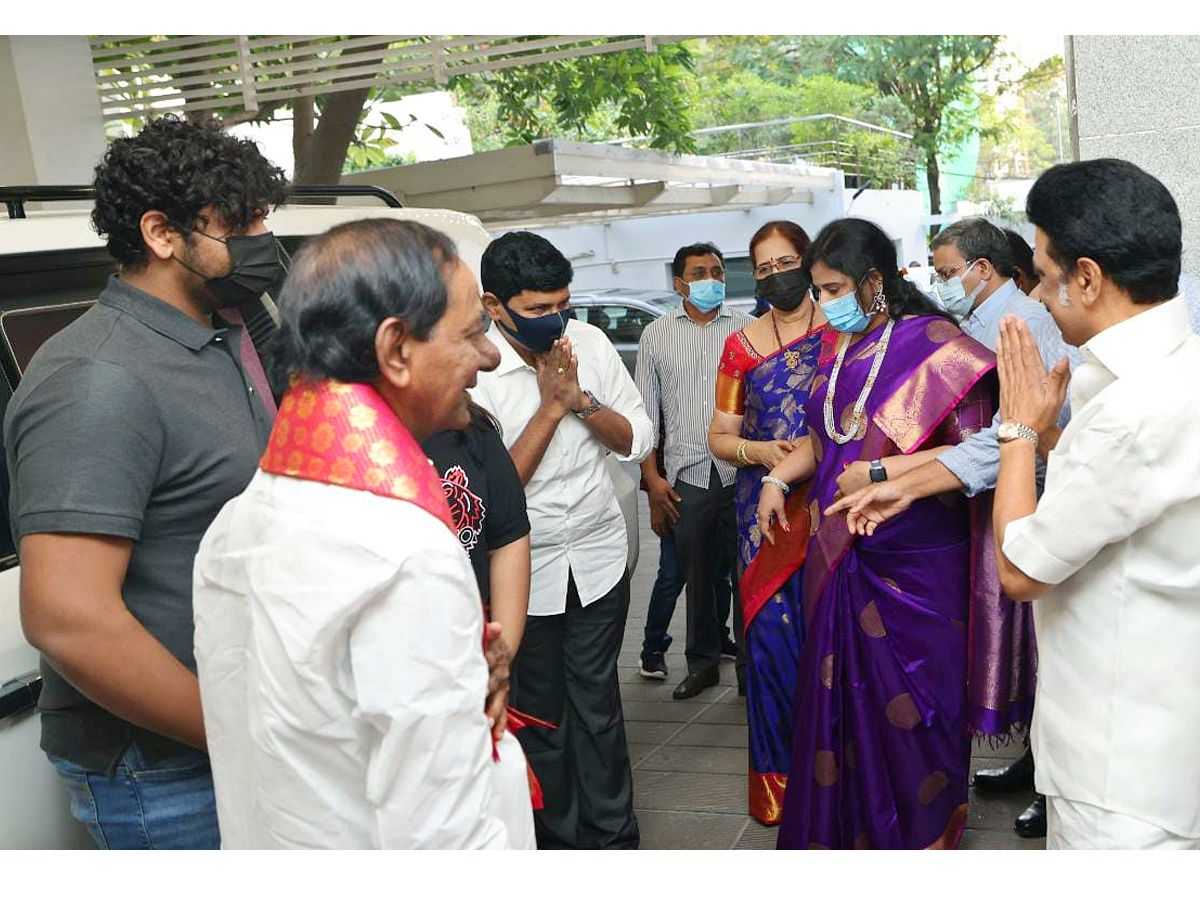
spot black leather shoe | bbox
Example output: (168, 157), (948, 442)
(973, 747), (1035, 793)
(1014, 794), (1047, 839)
(673, 667), (719, 700)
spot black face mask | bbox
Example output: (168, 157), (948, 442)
(498, 300), (569, 354)
(176, 230), (284, 307)
(755, 268), (811, 312)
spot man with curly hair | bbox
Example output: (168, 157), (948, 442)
(3, 115), (288, 849)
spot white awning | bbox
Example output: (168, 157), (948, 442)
(341, 139), (840, 227)
(90, 35), (697, 124)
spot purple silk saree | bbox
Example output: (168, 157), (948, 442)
(775, 316), (996, 850)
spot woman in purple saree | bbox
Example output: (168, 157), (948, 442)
(758, 220), (996, 849)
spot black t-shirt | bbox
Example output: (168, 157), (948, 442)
(422, 408), (529, 608)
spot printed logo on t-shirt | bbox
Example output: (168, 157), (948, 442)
(440, 465), (486, 552)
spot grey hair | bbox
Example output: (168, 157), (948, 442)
(270, 218), (459, 384)
(930, 217), (1016, 278)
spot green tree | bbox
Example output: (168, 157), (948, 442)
(95, 36), (697, 183)
(807, 35), (1004, 217)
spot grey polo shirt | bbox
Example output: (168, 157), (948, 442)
(4, 275), (273, 771)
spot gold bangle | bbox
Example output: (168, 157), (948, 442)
(736, 440), (750, 467)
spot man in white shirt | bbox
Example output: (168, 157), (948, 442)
(471, 231), (653, 849)
(992, 158), (1200, 849)
(192, 218), (536, 849)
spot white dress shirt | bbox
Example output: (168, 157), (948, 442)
(1003, 297), (1200, 838)
(470, 318), (653, 617)
(193, 470), (536, 849)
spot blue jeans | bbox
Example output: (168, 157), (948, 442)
(642, 533), (733, 658)
(47, 744), (219, 849)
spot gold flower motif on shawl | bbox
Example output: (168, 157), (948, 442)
(292, 425), (309, 448)
(342, 432), (365, 454)
(328, 382), (353, 395)
(295, 390), (317, 419)
(885, 692), (921, 729)
(311, 422), (335, 453)
(274, 418), (290, 447)
(918, 771), (950, 805)
(330, 457), (355, 485)
(304, 457), (325, 479)
(369, 439), (398, 466)
(279, 394), (295, 414)
(820, 654), (834, 689)
(284, 451), (303, 475)
(858, 601), (887, 638)
(348, 404), (378, 430)
(364, 467), (387, 489)
(393, 475), (418, 499)
(814, 750), (839, 787)
(322, 398), (342, 418)
(925, 320), (960, 344)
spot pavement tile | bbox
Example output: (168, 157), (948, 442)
(960, 827), (1044, 850)
(695, 704), (749, 725)
(622, 700), (702, 723)
(633, 770), (747, 814)
(733, 821), (780, 850)
(619, 680), (709, 704)
(635, 810), (750, 850)
(636, 744), (748, 776)
(672, 723), (749, 748)
(627, 742), (661, 767)
(625, 720), (686, 745)
(967, 790), (1039, 830)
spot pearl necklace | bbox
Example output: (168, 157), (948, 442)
(823, 318), (895, 445)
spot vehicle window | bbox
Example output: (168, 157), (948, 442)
(721, 256), (757, 300)
(596, 306), (656, 343)
(570, 307), (589, 325)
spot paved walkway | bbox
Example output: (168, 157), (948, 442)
(619, 490), (1044, 850)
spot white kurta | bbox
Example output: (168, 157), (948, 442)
(192, 469), (536, 849)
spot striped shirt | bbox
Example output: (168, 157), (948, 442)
(635, 303), (753, 489)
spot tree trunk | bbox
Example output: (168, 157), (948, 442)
(295, 87), (373, 185)
(925, 150), (942, 238)
(292, 96), (315, 182)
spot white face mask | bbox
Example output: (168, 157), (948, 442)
(934, 260), (985, 319)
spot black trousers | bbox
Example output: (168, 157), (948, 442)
(673, 465), (741, 676)
(511, 569), (639, 849)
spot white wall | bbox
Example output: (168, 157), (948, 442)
(0, 36), (107, 188)
(511, 184), (929, 295)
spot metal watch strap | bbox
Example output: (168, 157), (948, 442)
(574, 390), (602, 419)
(1000, 421), (1040, 447)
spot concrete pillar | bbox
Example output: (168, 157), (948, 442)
(0, 36), (107, 186)
(1068, 35), (1200, 275)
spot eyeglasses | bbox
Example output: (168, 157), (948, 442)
(933, 258), (979, 284)
(753, 255), (801, 279)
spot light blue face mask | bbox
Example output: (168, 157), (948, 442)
(934, 259), (983, 320)
(685, 278), (725, 312)
(820, 278), (871, 333)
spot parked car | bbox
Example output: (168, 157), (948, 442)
(0, 185), (639, 848)
(570, 287), (758, 376)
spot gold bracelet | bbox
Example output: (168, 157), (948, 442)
(736, 440), (750, 467)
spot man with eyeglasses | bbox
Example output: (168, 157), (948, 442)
(827, 216), (1081, 840)
(635, 242), (751, 699)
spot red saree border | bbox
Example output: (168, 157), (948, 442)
(749, 770), (788, 826)
(741, 484), (812, 629)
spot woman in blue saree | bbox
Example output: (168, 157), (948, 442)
(757, 219), (997, 849)
(708, 221), (831, 824)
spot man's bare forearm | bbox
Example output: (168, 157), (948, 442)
(582, 406), (632, 457)
(884, 457), (967, 502)
(35, 609), (206, 750)
(509, 406), (563, 485)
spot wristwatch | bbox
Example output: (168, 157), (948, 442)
(574, 390), (602, 420)
(869, 459), (888, 483)
(997, 420), (1039, 448)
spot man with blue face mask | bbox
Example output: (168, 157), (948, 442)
(635, 243), (752, 699)
(473, 231), (653, 849)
